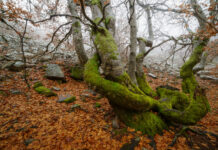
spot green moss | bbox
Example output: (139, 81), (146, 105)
(94, 28), (118, 60)
(157, 88), (190, 111)
(60, 96), (76, 103)
(137, 37), (147, 43)
(104, 17), (112, 26)
(113, 128), (127, 136)
(71, 104), (81, 111)
(72, 21), (81, 28)
(93, 17), (101, 24)
(34, 86), (57, 97)
(0, 91), (7, 96)
(180, 43), (204, 95)
(84, 55), (159, 111)
(70, 66), (84, 80)
(91, 0), (100, 5)
(157, 87), (210, 125)
(136, 53), (144, 60)
(95, 102), (101, 108)
(113, 106), (167, 137)
(136, 75), (157, 97)
(33, 82), (43, 88)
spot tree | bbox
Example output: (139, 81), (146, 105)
(1, 0), (214, 138)
(79, 0), (211, 137)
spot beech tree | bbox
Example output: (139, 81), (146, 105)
(1, 0), (216, 138)
(79, 0), (212, 137)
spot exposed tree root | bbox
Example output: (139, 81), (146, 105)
(169, 125), (218, 147)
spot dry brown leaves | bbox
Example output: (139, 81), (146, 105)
(0, 65), (217, 150)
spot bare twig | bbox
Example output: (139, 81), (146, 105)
(20, 19), (30, 89)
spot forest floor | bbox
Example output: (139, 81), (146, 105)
(0, 63), (217, 150)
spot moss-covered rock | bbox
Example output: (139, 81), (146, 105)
(33, 82), (43, 88)
(33, 82), (56, 97)
(58, 96), (76, 103)
(34, 86), (57, 97)
(70, 66), (84, 80)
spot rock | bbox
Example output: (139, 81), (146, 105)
(200, 75), (218, 83)
(24, 139), (36, 146)
(205, 63), (216, 70)
(197, 70), (211, 76)
(83, 89), (97, 96)
(81, 93), (90, 98)
(70, 65), (84, 80)
(112, 116), (119, 129)
(35, 86), (57, 97)
(33, 82), (57, 97)
(52, 87), (60, 91)
(10, 61), (25, 71)
(10, 89), (22, 95)
(211, 56), (218, 64)
(148, 73), (157, 79)
(39, 55), (52, 62)
(45, 64), (65, 81)
(57, 95), (76, 103)
(71, 104), (80, 111)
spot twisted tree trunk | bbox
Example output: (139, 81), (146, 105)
(77, 0), (211, 137)
(84, 27), (210, 136)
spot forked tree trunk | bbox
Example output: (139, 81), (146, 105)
(84, 27), (210, 136)
(81, 0), (210, 137)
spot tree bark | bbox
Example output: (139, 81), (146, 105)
(81, 0), (211, 137)
(128, 0), (138, 84)
(68, 0), (88, 66)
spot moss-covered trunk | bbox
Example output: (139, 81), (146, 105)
(84, 28), (210, 136)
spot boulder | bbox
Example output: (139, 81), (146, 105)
(200, 75), (218, 83)
(45, 64), (65, 81)
(52, 87), (61, 91)
(148, 73), (157, 79)
(10, 61), (25, 71)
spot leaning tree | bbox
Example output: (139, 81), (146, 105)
(70, 0), (213, 137)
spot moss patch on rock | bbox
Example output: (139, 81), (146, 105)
(58, 96), (76, 103)
(33, 82), (56, 97)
